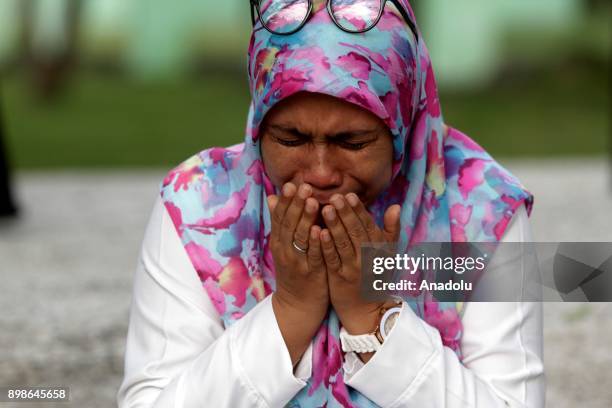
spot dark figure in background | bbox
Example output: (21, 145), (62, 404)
(0, 94), (17, 217)
(19, 0), (82, 100)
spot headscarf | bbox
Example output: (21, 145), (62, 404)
(160, 1), (534, 406)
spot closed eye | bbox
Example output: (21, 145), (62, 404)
(333, 131), (378, 150)
(274, 137), (306, 147)
(273, 136), (372, 150)
(267, 125), (379, 150)
(268, 125), (310, 146)
(334, 140), (370, 150)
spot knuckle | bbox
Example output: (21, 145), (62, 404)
(328, 256), (342, 269)
(296, 265), (310, 277)
(277, 250), (290, 264)
(281, 216), (293, 229)
(272, 211), (284, 226)
(364, 221), (377, 235)
(323, 248), (340, 265)
(274, 256), (286, 270)
(293, 230), (308, 245)
(344, 272), (360, 284)
(308, 252), (323, 267)
(335, 238), (352, 252)
(347, 227), (363, 239)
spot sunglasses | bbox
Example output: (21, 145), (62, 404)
(249, 0), (418, 42)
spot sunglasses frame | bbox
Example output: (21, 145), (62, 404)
(249, 0), (419, 42)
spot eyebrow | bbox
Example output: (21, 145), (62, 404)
(268, 124), (381, 139)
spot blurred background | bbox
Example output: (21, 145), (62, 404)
(0, 0), (610, 407)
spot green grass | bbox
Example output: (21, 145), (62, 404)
(1, 64), (609, 170)
(2, 72), (252, 169)
(441, 65), (609, 157)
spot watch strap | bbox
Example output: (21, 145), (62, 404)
(339, 327), (381, 353)
(339, 300), (404, 353)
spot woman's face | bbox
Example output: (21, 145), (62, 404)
(260, 92), (394, 211)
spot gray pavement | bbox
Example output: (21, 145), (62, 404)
(0, 158), (611, 407)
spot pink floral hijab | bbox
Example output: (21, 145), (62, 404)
(161, 1), (533, 406)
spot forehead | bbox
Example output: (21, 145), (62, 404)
(263, 91), (385, 128)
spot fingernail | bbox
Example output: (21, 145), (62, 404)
(305, 199), (316, 213)
(324, 207), (336, 221)
(332, 197), (344, 210)
(321, 230), (331, 242)
(282, 183), (295, 197)
(298, 184), (311, 199)
(346, 193), (359, 207)
(310, 227), (319, 240)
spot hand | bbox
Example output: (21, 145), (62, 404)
(267, 182), (328, 364)
(268, 182), (328, 316)
(320, 193), (401, 335)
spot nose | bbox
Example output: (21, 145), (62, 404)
(301, 145), (342, 191)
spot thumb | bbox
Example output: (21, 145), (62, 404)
(383, 204), (401, 243)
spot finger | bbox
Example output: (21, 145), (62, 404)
(320, 228), (342, 273)
(293, 197), (319, 250)
(307, 225), (324, 271)
(270, 183), (297, 242)
(345, 193), (382, 242)
(331, 194), (368, 250)
(383, 204), (402, 243)
(322, 204), (355, 264)
(267, 195), (279, 212)
(280, 183), (312, 244)
(267, 195), (280, 241)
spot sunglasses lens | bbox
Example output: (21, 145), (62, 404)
(330, 0), (382, 32)
(259, 0), (310, 34)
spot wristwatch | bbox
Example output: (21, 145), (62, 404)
(339, 302), (403, 353)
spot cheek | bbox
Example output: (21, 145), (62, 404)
(356, 156), (392, 189)
(260, 142), (300, 185)
(350, 145), (394, 198)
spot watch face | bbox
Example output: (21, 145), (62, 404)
(381, 307), (402, 339)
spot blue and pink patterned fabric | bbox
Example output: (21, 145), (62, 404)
(160, 1), (533, 406)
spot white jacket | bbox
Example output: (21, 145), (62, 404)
(117, 198), (544, 407)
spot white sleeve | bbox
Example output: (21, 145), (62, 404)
(343, 204), (545, 407)
(117, 197), (313, 408)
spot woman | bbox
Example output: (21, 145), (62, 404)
(118, 1), (544, 406)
